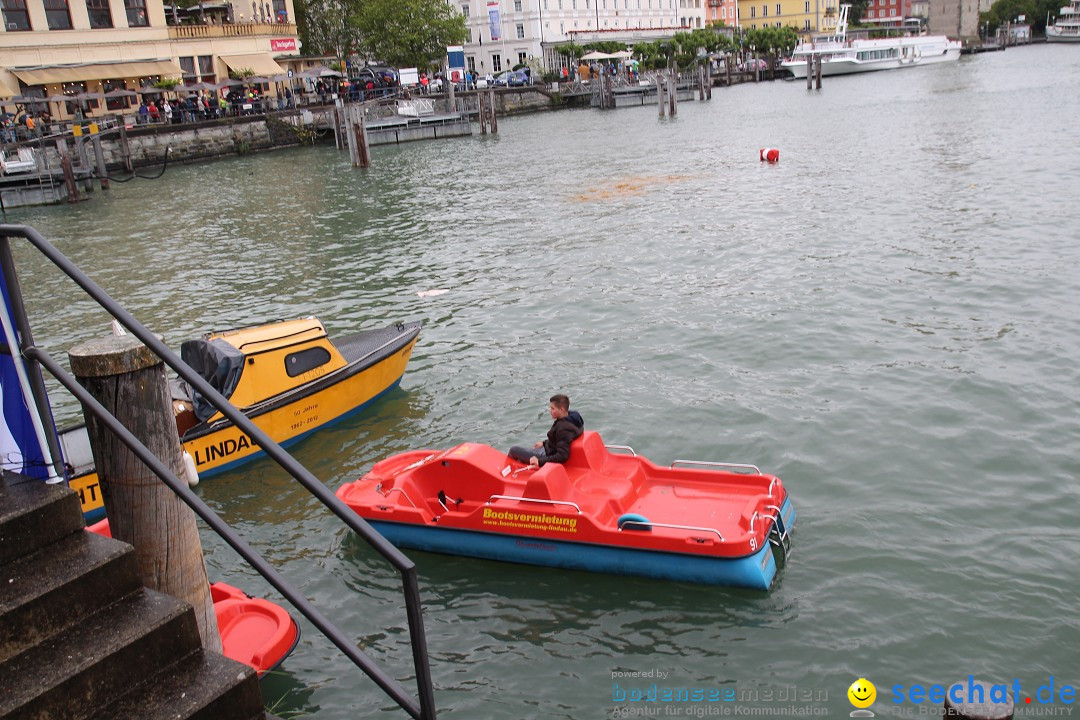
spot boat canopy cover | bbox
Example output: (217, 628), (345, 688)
(180, 338), (245, 421)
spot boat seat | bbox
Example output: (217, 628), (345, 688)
(565, 431), (609, 472)
(523, 462), (574, 504)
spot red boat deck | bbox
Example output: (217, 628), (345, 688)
(345, 431), (786, 559)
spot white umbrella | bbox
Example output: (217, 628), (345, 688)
(581, 51), (616, 61)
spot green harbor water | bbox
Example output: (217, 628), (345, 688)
(6, 44), (1080, 719)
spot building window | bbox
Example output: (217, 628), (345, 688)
(890, 7), (895, 14)
(492, 54), (502, 71)
(775, 3), (780, 14)
(518, 50), (527, 64)
(462, 3), (469, 16)
(516, 21), (524, 37)
(198, 55), (214, 82)
(465, 27), (472, 41)
(467, 55), (476, 71)
(85, 0), (112, 26)
(867, 9), (873, 15)
(125, 0), (148, 26)
(804, 18), (810, 28)
(44, 0), (72, 29)
(179, 56), (196, 83)
(749, 6), (754, 16)
(762, 4), (767, 16)
(586, 0), (590, 8)
(514, 0), (522, 8)
(2, 0), (32, 30)
(102, 79), (132, 110)
(804, 0), (809, 10)
(272, 0), (285, 21)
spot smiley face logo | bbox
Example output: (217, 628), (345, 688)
(848, 678), (877, 709)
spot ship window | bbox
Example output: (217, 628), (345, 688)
(285, 346), (332, 377)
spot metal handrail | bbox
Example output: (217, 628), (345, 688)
(604, 444), (637, 456)
(487, 494), (582, 514)
(618, 519), (725, 541)
(671, 459), (762, 474)
(0, 225), (436, 720)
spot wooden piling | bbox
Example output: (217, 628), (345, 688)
(815, 55), (823, 89)
(668, 68), (677, 117)
(488, 89), (498, 134)
(58, 141), (78, 204)
(118, 121), (133, 172)
(478, 91), (488, 134)
(807, 58), (813, 89)
(657, 74), (666, 117)
(354, 106), (371, 168)
(91, 135), (109, 190)
(705, 63), (712, 99)
(68, 334), (221, 653)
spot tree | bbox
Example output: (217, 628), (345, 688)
(350, 0), (467, 68)
(296, 0), (358, 59)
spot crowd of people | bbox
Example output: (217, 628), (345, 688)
(134, 87), (298, 124)
(0, 111), (48, 143)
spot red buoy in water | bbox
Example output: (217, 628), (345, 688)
(760, 148), (780, 163)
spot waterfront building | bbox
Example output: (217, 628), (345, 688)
(456, 0), (702, 75)
(736, 0), (838, 33)
(926, 0), (978, 40)
(863, 0), (913, 27)
(705, 0), (740, 29)
(0, 0), (305, 120)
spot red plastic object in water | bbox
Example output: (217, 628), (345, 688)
(85, 518), (299, 676)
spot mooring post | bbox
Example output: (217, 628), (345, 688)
(478, 91), (487, 134)
(344, 104), (357, 165)
(355, 105), (371, 168)
(488, 89), (498, 134)
(118, 121), (133, 172)
(668, 68), (677, 117)
(90, 135), (108, 190)
(58, 141), (78, 204)
(68, 334), (222, 653)
(657, 74), (666, 117)
(815, 56), (823, 89)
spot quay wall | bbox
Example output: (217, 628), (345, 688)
(98, 116), (301, 170)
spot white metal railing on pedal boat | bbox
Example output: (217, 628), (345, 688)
(487, 494), (583, 513)
(617, 518), (725, 541)
(671, 459), (762, 474)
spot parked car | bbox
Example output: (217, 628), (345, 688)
(493, 69), (530, 87)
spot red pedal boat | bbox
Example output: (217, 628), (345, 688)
(86, 519), (299, 676)
(336, 431), (795, 590)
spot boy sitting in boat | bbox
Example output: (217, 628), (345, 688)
(508, 394), (585, 467)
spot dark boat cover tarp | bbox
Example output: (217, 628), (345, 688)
(180, 338), (244, 421)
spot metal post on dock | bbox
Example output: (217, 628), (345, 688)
(332, 98), (343, 150)
(90, 135), (109, 190)
(668, 68), (677, 117)
(68, 334), (222, 653)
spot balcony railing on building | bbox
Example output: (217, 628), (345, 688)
(167, 22), (298, 40)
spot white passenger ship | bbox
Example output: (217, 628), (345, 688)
(782, 5), (962, 79)
(1046, 0), (1080, 42)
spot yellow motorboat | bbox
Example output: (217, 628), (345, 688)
(62, 316), (421, 520)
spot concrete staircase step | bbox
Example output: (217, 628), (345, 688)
(0, 472), (84, 566)
(88, 650), (266, 720)
(0, 587), (200, 720)
(0, 528), (140, 664)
